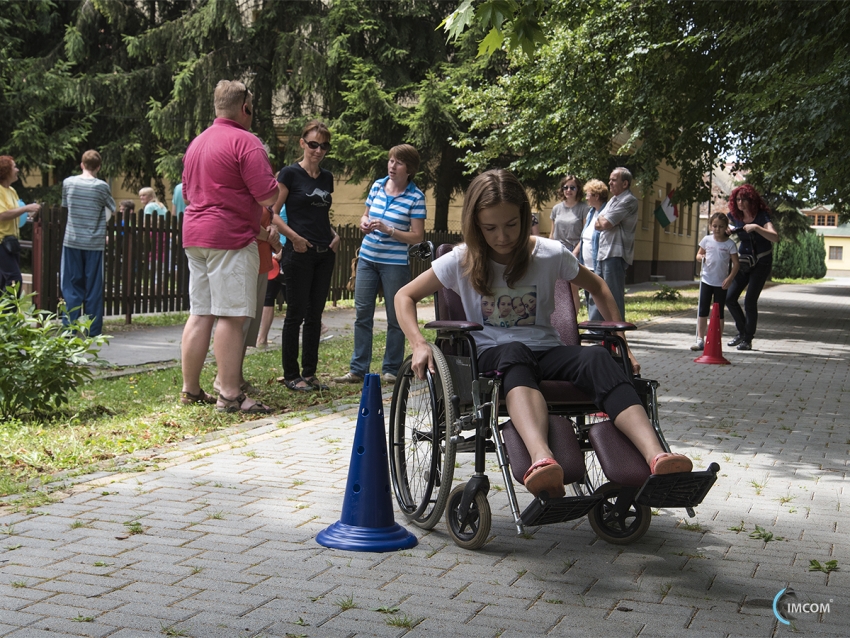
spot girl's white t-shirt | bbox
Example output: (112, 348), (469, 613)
(431, 237), (580, 353)
(699, 235), (738, 287)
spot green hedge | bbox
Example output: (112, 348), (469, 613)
(772, 231), (827, 279)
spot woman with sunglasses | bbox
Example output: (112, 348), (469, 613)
(550, 175), (589, 252)
(725, 184), (779, 351)
(273, 120), (340, 392)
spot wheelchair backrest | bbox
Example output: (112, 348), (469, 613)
(434, 244), (466, 322)
(433, 244), (581, 347)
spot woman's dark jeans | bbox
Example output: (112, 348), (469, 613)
(725, 256), (772, 342)
(281, 246), (335, 380)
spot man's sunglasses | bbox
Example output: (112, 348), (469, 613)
(304, 140), (331, 152)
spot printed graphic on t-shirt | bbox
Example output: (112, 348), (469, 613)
(307, 188), (332, 206)
(482, 286), (537, 327)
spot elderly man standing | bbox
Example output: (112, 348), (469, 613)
(593, 167), (638, 320)
(180, 80), (278, 414)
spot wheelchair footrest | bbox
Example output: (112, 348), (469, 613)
(635, 463), (720, 509)
(520, 494), (602, 527)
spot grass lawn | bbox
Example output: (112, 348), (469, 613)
(0, 279), (757, 505)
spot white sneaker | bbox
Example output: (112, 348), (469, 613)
(381, 373), (397, 384)
(690, 339), (705, 351)
(333, 372), (363, 384)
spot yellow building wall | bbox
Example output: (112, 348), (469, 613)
(824, 235), (850, 276)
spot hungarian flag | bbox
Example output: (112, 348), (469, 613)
(654, 191), (678, 228)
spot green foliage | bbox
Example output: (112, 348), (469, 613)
(809, 559), (838, 574)
(444, 0), (850, 220)
(652, 284), (682, 302)
(772, 231), (827, 280)
(0, 291), (106, 419)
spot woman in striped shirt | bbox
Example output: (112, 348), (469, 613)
(334, 144), (427, 385)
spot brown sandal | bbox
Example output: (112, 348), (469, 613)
(181, 388), (216, 405)
(215, 393), (273, 414)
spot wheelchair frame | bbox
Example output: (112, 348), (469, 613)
(388, 242), (719, 550)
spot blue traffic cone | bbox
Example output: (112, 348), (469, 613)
(316, 374), (417, 552)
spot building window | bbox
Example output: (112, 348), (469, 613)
(816, 214), (826, 226)
(828, 246), (843, 260)
(827, 215), (837, 226)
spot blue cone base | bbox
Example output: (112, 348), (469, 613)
(316, 520), (418, 553)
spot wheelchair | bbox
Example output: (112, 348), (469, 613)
(388, 243), (719, 550)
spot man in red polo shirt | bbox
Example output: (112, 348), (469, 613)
(180, 80), (280, 413)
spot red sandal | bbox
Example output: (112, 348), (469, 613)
(522, 458), (565, 498)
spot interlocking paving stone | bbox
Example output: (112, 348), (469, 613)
(2, 282), (850, 636)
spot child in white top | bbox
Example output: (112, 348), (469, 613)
(395, 169), (692, 499)
(692, 213), (740, 350)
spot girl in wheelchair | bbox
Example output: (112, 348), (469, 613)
(396, 169), (692, 499)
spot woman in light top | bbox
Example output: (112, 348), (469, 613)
(578, 178), (609, 321)
(0, 156), (41, 294)
(333, 144), (427, 385)
(550, 175), (589, 252)
(138, 187), (168, 216)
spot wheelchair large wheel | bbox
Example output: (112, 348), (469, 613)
(389, 344), (457, 530)
(588, 482), (651, 545)
(445, 483), (491, 550)
(571, 413), (608, 497)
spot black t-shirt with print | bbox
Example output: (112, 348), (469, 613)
(277, 163), (334, 248)
(728, 209), (773, 256)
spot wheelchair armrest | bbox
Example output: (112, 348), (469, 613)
(579, 320), (637, 332)
(424, 320), (484, 332)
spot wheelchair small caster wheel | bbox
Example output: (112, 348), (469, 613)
(445, 483), (491, 550)
(588, 482), (651, 545)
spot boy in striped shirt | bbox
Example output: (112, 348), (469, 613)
(61, 150), (115, 337)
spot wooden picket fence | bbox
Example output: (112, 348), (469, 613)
(31, 206), (461, 321)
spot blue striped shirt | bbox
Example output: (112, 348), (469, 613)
(360, 177), (426, 266)
(61, 175), (116, 250)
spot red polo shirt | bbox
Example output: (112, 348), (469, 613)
(182, 118), (278, 249)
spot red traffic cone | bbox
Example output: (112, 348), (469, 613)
(694, 302), (730, 364)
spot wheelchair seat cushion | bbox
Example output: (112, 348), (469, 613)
(538, 379), (594, 405)
(502, 415), (585, 486)
(587, 420), (650, 487)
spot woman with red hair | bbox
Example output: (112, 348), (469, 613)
(725, 184), (779, 351)
(0, 156), (41, 294)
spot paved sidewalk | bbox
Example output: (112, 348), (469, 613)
(2, 281), (848, 637)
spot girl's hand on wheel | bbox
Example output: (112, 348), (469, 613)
(411, 343), (435, 380)
(628, 351), (641, 376)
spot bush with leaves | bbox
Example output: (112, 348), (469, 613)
(652, 283), (682, 301)
(0, 290), (106, 419)
(771, 231), (826, 280)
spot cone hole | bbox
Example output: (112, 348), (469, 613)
(361, 408), (369, 416)
(353, 483), (361, 493)
(357, 446), (365, 455)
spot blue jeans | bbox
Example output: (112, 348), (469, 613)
(350, 258), (411, 377)
(595, 256), (627, 321)
(61, 246), (104, 336)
